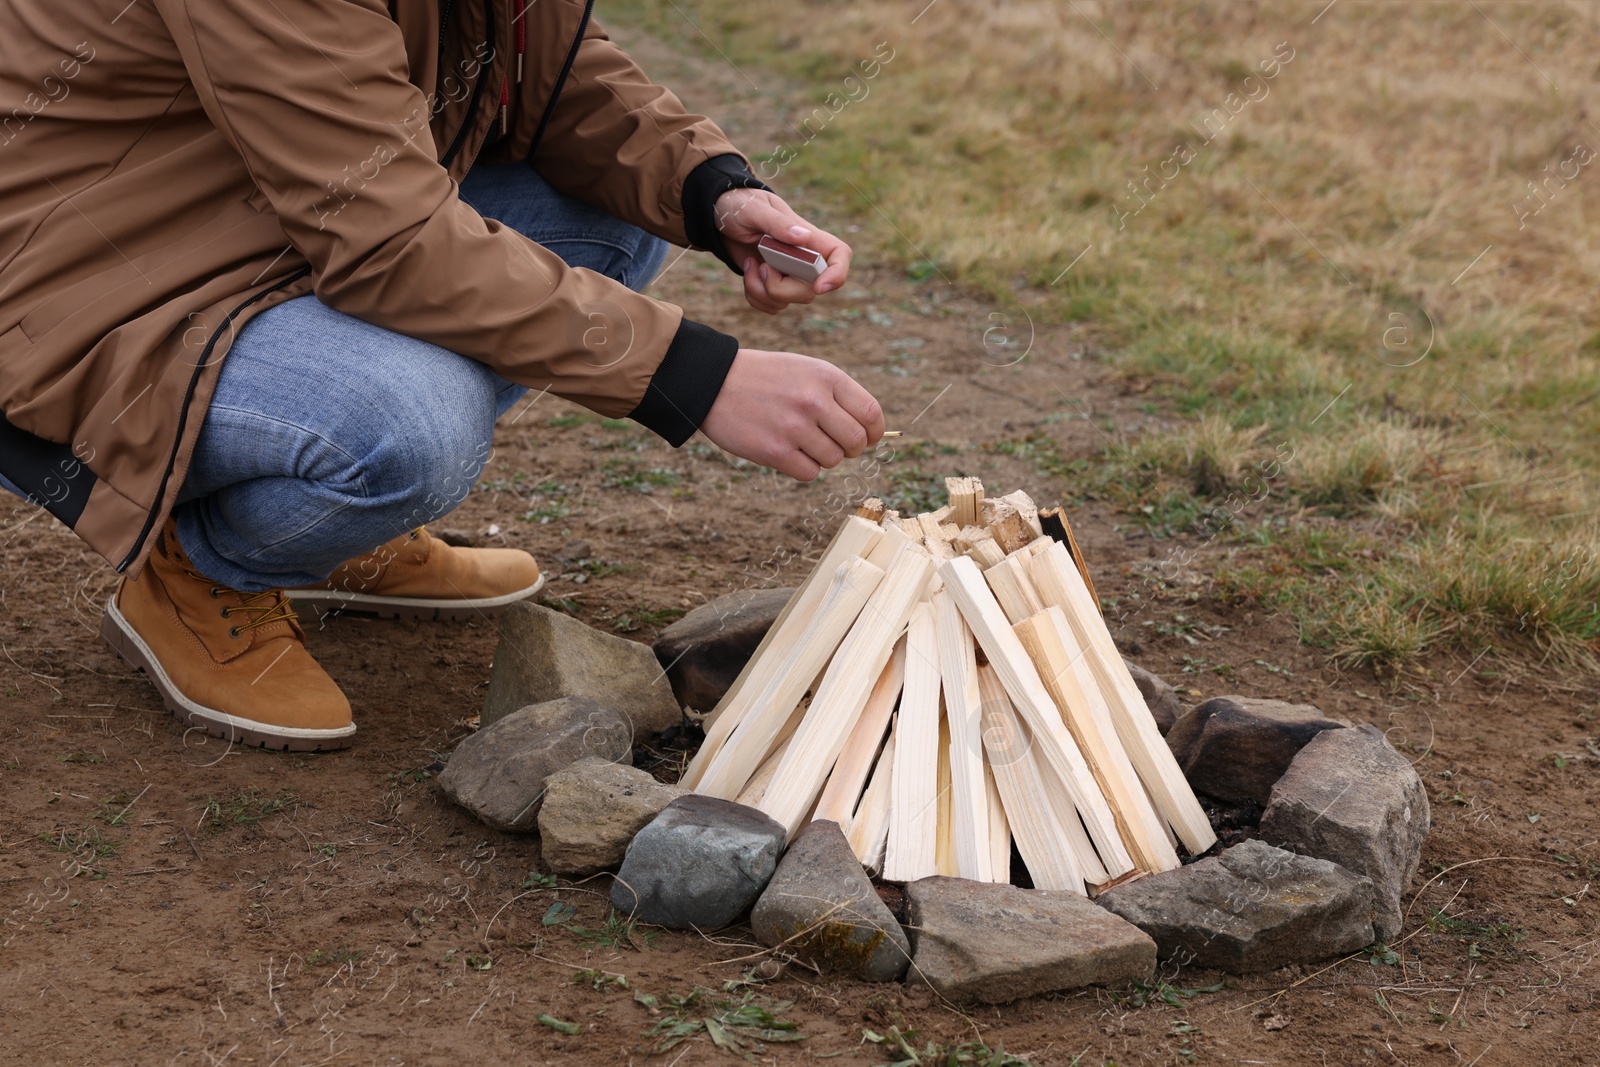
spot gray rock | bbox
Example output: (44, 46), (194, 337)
(652, 588), (795, 713)
(904, 877), (1155, 1004)
(1097, 839), (1376, 973)
(1124, 658), (1183, 735)
(439, 697), (632, 832)
(537, 758), (687, 875)
(611, 796), (785, 930)
(1259, 725), (1430, 942)
(1166, 696), (1345, 804)
(482, 601), (681, 739)
(750, 821), (910, 982)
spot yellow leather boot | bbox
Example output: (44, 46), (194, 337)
(100, 520), (355, 751)
(290, 526), (545, 623)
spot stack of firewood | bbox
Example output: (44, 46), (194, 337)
(680, 479), (1217, 896)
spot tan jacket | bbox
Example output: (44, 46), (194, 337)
(0, 0), (764, 576)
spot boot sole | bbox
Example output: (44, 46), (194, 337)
(100, 597), (357, 752)
(290, 574), (547, 624)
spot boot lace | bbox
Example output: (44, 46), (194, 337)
(182, 568), (295, 639)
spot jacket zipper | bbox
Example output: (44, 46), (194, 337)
(117, 267), (314, 573)
(527, 0), (594, 158)
(439, 1), (494, 169)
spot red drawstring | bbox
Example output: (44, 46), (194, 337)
(500, 2), (527, 135)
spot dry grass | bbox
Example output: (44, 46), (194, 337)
(617, 0), (1600, 671)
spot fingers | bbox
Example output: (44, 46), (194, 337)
(777, 448), (823, 482)
(803, 229), (853, 294)
(796, 423), (847, 473)
(831, 371), (886, 443)
(725, 193), (809, 244)
(816, 395), (871, 459)
(742, 258), (817, 315)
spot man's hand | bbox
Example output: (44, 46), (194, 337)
(699, 349), (884, 481)
(714, 188), (852, 314)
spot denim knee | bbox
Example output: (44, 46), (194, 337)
(346, 380), (498, 535)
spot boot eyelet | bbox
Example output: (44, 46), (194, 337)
(228, 626), (242, 639)
(209, 587), (223, 599)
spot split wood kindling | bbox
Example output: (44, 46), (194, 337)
(685, 478), (1216, 894)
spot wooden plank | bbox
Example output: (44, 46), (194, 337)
(975, 664), (1085, 893)
(1037, 753), (1110, 886)
(884, 601), (942, 882)
(811, 639), (906, 827)
(865, 519), (915, 570)
(938, 557), (1136, 879)
(692, 556), (886, 798)
(932, 590), (992, 881)
(687, 516), (883, 775)
(981, 499), (1034, 554)
(983, 554), (1044, 624)
(846, 719), (897, 873)
(760, 548), (935, 836)
(1015, 607), (1180, 873)
(733, 696), (810, 807)
(952, 525), (994, 553)
(946, 477), (984, 529)
(965, 539), (1006, 569)
(984, 758), (1011, 882)
(992, 489), (1044, 538)
(856, 497), (887, 523)
(935, 709), (957, 876)
(917, 512), (952, 546)
(1028, 540), (1217, 855)
(735, 731), (791, 808)
(1039, 506), (1098, 608)
(898, 517), (925, 543)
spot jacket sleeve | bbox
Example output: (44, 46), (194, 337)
(491, 12), (770, 272)
(154, 0), (735, 445)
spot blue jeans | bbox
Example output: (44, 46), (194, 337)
(169, 164), (670, 592)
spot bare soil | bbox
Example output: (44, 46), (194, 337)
(1, 23), (1595, 1067)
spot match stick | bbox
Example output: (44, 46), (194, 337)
(882, 430), (903, 437)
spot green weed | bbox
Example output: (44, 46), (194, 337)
(641, 988), (804, 1061)
(194, 788), (300, 834)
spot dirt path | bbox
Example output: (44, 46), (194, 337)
(1, 20), (1595, 1067)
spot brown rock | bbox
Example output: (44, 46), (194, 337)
(652, 588), (795, 713)
(481, 602), (681, 739)
(1259, 725), (1431, 942)
(1097, 839), (1377, 973)
(1165, 696), (1345, 804)
(438, 697), (632, 832)
(751, 821), (911, 982)
(536, 758), (686, 875)
(904, 877), (1155, 1004)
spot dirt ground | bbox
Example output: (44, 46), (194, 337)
(2, 22), (1596, 1067)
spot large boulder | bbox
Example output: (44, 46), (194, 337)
(652, 588), (795, 714)
(1259, 725), (1430, 942)
(1123, 658), (1183, 735)
(438, 697), (632, 832)
(904, 877), (1155, 1004)
(536, 758), (687, 875)
(1097, 839), (1376, 973)
(611, 796), (785, 930)
(1165, 696), (1345, 804)
(750, 821), (910, 982)
(482, 602), (681, 738)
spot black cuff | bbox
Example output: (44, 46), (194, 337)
(628, 318), (740, 447)
(681, 153), (771, 273)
